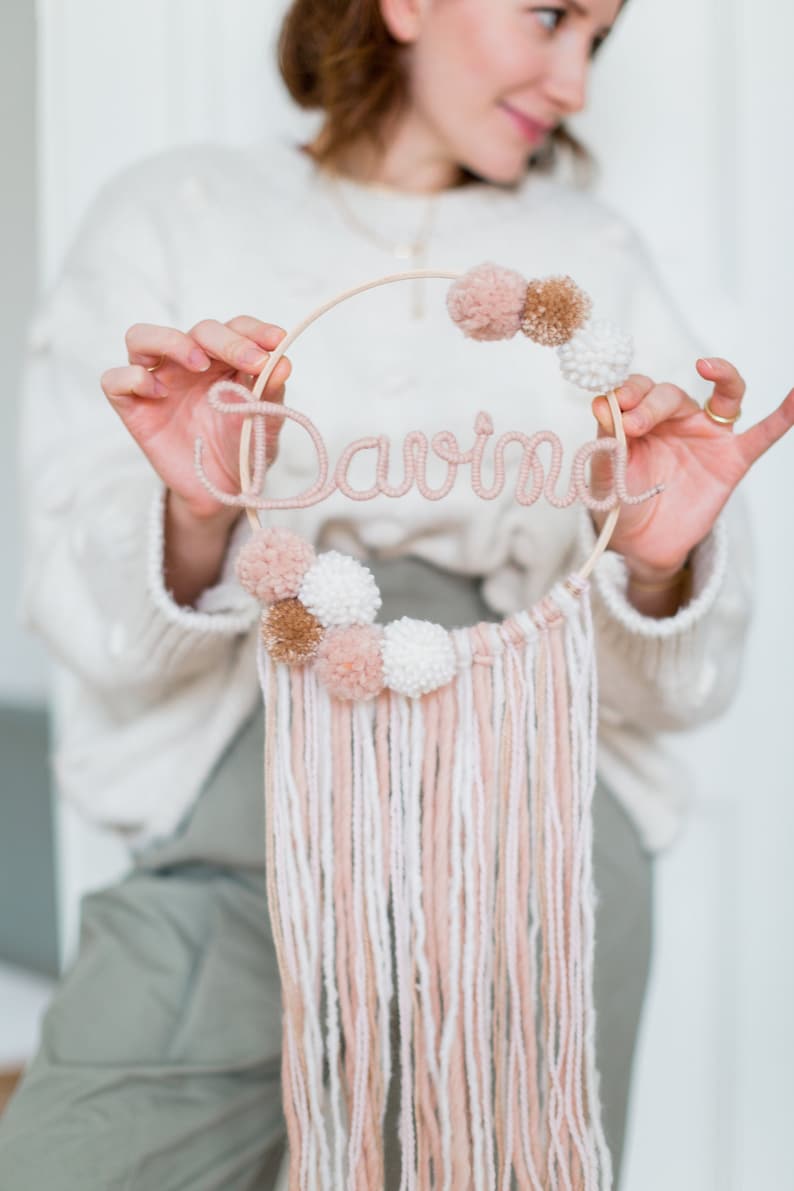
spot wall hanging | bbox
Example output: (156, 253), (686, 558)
(194, 263), (662, 1190)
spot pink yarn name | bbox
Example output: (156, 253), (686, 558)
(194, 381), (663, 512)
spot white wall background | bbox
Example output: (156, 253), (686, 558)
(574, 2), (794, 1187)
(0, 0), (49, 703)
(28, 1), (794, 1187)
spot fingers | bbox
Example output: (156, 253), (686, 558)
(125, 318), (291, 386)
(101, 364), (169, 402)
(126, 324), (213, 372)
(261, 354), (292, 391)
(591, 374), (698, 436)
(736, 385), (794, 468)
(697, 357), (746, 428)
(189, 318), (288, 377)
(591, 374), (653, 432)
(224, 317), (293, 391)
(224, 316), (289, 353)
(621, 382), (700, 436)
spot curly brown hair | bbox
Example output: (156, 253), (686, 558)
(278, 0), (624, 185)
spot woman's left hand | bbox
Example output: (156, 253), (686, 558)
(589, 358), (794, 581)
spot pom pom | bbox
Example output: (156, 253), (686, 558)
(236, 527), (316, 604)
(315, 624), (385, 701)
(520, 275), (592, 347)
(261, 598), (324, 664)
(381, 618), (457, 698)
(446, 262), (528, 341)
(557, 319), (634, 393)
(299, 550), (382, 628)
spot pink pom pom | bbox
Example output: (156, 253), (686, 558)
(314, 624), (385, 701)
(235, 527), (316, 604)
(446, 262), (528, 341)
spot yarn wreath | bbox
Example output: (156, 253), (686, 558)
(191, 262), (658, 1190)
(221, 262), (646, 705)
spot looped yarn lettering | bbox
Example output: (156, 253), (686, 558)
(195, 381), (663, 513)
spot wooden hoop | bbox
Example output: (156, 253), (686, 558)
(238, 269), (625, 586)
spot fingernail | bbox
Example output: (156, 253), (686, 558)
(698, 358), (716, 372)
(189, 348), (211, 370)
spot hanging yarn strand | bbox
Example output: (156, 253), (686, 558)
(196, 262), (668, 1188)
(256, 579), (612, 1188)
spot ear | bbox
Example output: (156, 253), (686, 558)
(379, 0), (427, 45)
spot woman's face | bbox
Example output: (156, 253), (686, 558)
(384, 0), (623, 183)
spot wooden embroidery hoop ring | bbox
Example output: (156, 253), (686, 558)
(237, 268), (627, 587)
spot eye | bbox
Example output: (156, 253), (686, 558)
(590, 32), (608, 57)
(531, 7), (567, 34)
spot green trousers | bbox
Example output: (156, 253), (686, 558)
(0, 557), (654, 1190)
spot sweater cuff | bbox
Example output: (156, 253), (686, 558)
(577, 505), (728, 639)
(147, 483), (260, 634)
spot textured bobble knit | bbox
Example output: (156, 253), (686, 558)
(381, 617), (458, 698)
(299, 551), (383, 628)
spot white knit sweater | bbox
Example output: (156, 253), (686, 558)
(18, 134), (753, 854)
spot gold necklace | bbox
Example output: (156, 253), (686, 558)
(324, 171), (439, 319)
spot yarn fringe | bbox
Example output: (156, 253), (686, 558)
(257, 578), (612, 1189)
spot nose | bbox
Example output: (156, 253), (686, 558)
(542, 45), (590, 116)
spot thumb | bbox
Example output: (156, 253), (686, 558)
(589, 398), (618, 503)
(737, 384), (794, 468)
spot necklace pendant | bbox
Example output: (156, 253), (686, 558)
(411, 276), (426, 320)
(411, 246), (427, 319)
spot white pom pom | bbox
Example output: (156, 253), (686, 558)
(298, 551), (382, 628)
(382, 618), (457, 698)
(557, 319), (634, 393)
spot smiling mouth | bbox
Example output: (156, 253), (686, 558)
(500, 103), (553, 144)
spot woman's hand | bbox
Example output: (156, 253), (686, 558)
(589, 358), (794, 583)
(101, 315), (292, 528)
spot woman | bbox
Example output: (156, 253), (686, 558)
(3, 0), (791, 1187)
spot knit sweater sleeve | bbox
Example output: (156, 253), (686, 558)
(18, 159), (259, 702)
(575, 217), (754, 732)
(579, 491), (753, 732)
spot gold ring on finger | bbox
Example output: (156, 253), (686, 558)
(144, 354), (166, 373)
(703, 395), (741, 425)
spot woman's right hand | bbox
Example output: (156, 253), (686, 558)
(101, 315), (292, 527)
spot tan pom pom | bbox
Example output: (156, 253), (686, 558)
(261, 598), (324, 664)
(520, 275), (593, 347)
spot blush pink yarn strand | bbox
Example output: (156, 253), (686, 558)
(551, 623), (592, 1183)
(419, 692), (444, 1179)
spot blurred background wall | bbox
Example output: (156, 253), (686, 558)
(0, 2), (48, 697)
(0, 0), (58, 985)
(2, 0), (792, 1185)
